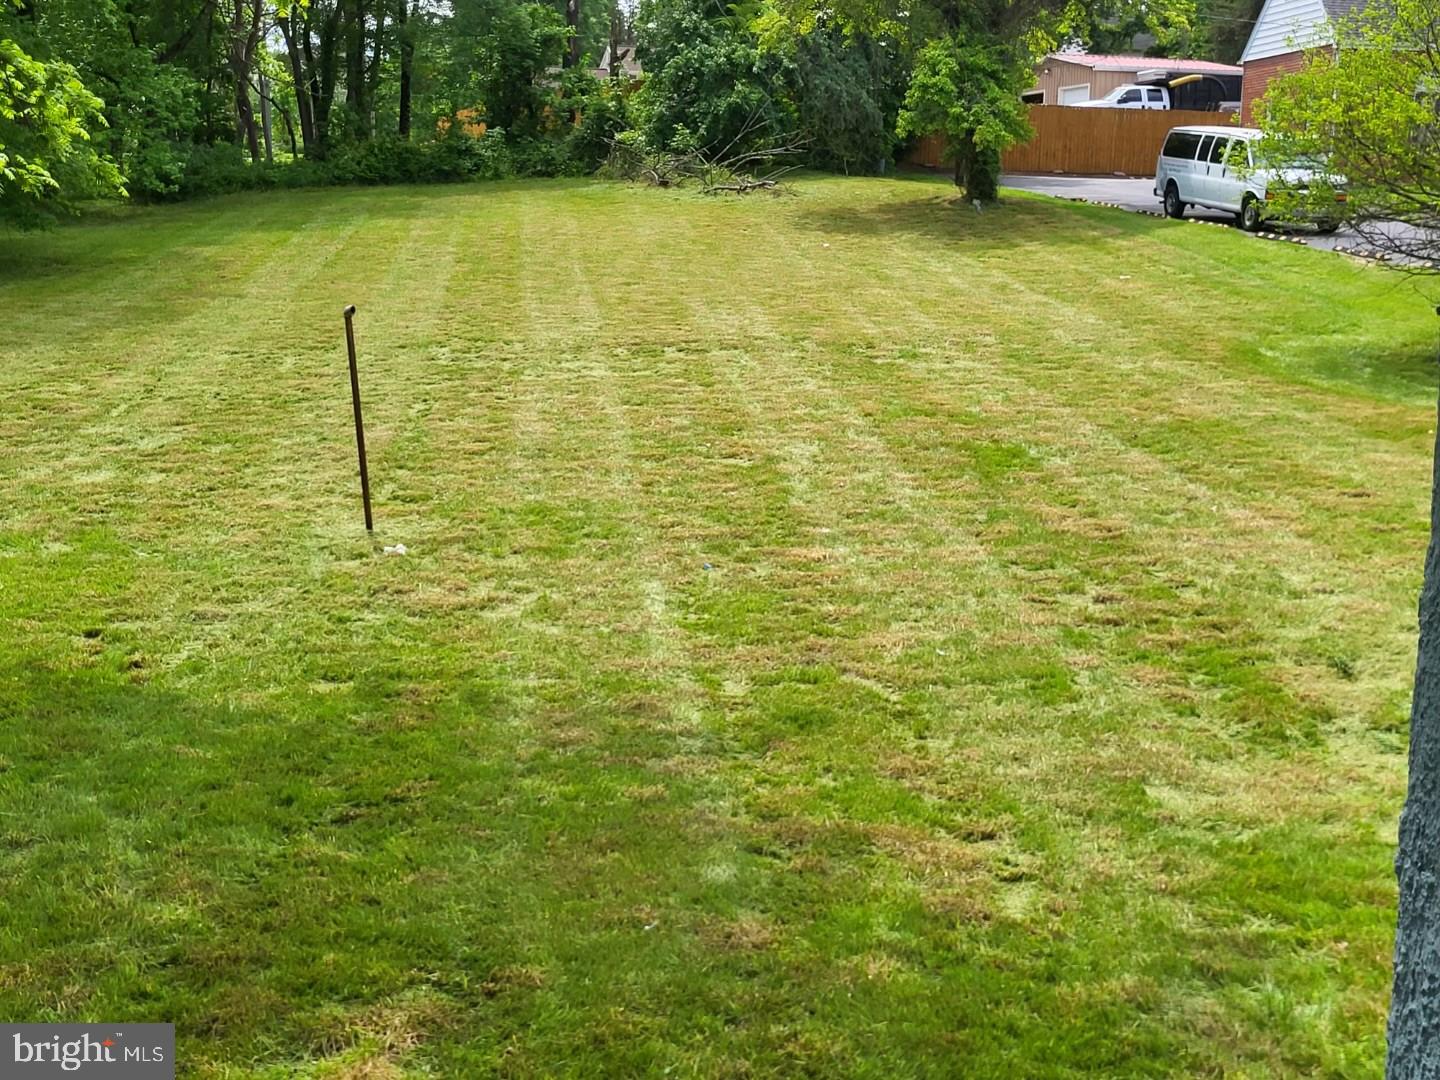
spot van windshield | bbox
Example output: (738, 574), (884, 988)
(1253, 150), (1328, 172)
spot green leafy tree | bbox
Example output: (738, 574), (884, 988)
(791, 25), (904, 174)
(1191, 0), (1265, 64)
(632, 0), (793, 157)
(1076, 0), (1198, 56)
(440, 0), (568, 136)
(896, 30), (1029, 198)
(1, 4), (124, 224)
(759, 0), (1071, 198)
(1258, 0), (1440, 267)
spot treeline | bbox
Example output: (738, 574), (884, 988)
(1, 0), (1247, 223)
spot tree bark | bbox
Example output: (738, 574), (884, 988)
(608, 0), (624, 79)
(397, 0), (413, 138)
(258, 68), (273, 163)
(952, 129), (998, 201)
(366, 0), (386, 135)
(276, 99), (298, 157)
(1388, 401), (1440, 1079)
(228, 0), (263, 161)
(343, 0), (369, 137)
(313, 4), (343, 156)
(278, 13), (317, 154)
(564, 0), (581, 67)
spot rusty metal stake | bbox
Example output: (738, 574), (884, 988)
(343, 304), (373, 532)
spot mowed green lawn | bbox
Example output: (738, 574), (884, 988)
(2, 174), (1436, 1077)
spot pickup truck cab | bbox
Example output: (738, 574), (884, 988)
(1073, 83), (1171, 109)
(1153, 124), (1345, 232)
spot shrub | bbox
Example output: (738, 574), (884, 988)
(430, 127), (514, 180)
(177, 144), (265, 198)
(157, 129), (513, 201)
(567, 81), (633, 172)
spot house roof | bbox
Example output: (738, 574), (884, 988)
(1049, 53), (1243, 75)
(1240, 0), (1366, 62)
(1321, 0), (1365, 19)
(597, 43), (642, 76)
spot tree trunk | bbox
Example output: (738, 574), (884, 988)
(258, 68), (274, 163)
(277, 100), (299, 157)
(952, 129), (999, 201)
(235, 77), (260, 161)
(397, 0), (413, 138)
(564, 0), (581, 67)
(1388, 406), (1440, 1079)
(313, 5), (343, 156)
(366, 0), (386, 136)
(608, 1), (624, 79)
(343, 0), (369, 137)
(278, 13), (317, 154)
(229, 0), (262, 161)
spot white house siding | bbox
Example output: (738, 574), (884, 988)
(1242, 0), (1333, 61)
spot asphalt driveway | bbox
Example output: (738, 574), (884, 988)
(1001, 173), (1355, 252)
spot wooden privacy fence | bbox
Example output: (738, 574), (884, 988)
(906, 106), (1237, 178)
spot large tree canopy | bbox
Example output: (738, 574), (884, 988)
(0, 1), (123, 224)
(755, 0), (1074, 196)
(1258, 0), (1440, 267)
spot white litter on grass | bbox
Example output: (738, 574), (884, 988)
(383, 543), (408, 556)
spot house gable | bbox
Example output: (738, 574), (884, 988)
(1241, 0), (1332, 62)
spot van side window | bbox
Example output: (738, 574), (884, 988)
(1162, 131), (1202, 159)
(1221, 140), (1249, 168)
(1208, 136), (1230, 163)
(1196, 135), (1214, 161)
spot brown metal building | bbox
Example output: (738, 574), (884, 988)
(1025, 53), (1243, 107)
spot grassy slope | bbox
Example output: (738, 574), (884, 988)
(1, 174), (1436, 1078)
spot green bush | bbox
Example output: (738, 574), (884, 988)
(428, 127), (514, 181)
(567, 81), (633, 172)
(160, 129), (514, 200)
(176, 144), (267, 197)
(326, 138), (436, 185)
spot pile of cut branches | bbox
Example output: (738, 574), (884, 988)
(601, 128), (803, 196)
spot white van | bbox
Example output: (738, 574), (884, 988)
(1154, 125), (1343, 233)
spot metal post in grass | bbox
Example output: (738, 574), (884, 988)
(343, 304), (374, 533)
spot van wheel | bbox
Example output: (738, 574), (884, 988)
(1239, 195), (1263, 232)
(1164, 182), (1185, 219)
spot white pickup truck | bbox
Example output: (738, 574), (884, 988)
(1072, 83), (1174, 109)
(1069, 72), (1241, 112)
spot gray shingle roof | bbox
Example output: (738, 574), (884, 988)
(1321, 0), (1366, 21)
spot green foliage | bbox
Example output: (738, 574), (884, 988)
(1258, 0), (1440, 265)
(442, 0), (569, 136)
(25, 0), (214, 200)
(329, 129), (514, 183)
(896, 31), (1030, 198)
(632, 0), (794, 157)
(564, 73), (632, 171)
(163, 129), (513, 198)
(99, 58), (204, 197)
(791, 26), (902, 173)
(1192, 0), (1266, 64)
(0, 16), (123, 225)
(1074, 0), (1198, 57)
